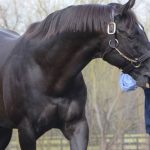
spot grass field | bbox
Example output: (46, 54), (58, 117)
(7, 132), (100, 150)
(6, 130), (150, 150)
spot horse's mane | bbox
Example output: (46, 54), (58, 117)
(24, 4), (113, 39)
(23, 4), (138, 40)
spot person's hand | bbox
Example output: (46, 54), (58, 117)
(119, 73), (137, 92)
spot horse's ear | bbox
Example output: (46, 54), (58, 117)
(117, 0), (135, 15)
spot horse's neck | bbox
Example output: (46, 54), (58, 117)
(37, 33), (99, 95)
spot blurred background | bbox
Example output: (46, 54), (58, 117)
(1, 0), (150, 149)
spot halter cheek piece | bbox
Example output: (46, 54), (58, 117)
(105, 16), (150, 73)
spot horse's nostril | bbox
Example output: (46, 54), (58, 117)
(144, 72), (150, 77)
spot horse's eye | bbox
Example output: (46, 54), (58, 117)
(117, 29), (124, 34)
(128, 35), (135, 40)
(117, 30), (120, 34)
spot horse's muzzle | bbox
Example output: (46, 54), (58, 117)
(136, 75), (150, 88)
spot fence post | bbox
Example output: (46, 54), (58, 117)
(136, 137), (139, 150)
(122, 135), (124, 150)
(60, 138), (63, 150)
(148, 136), (150, 150)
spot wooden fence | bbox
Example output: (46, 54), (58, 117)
(6, 130), (150, 150)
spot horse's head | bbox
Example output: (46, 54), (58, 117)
(98, 0), (150, 88)
(24, 2), (150, 88)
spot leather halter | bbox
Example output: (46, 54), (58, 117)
(104, 12), (150, 74)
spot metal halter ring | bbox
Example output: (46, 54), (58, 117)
(109, 39), (119, 49)
(131, 60), (141, 68)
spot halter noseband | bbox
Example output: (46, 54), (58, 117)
(105, 13), (150, 73)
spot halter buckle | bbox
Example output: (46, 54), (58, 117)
(107, 22), (116, 35)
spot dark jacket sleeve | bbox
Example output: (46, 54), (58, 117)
(144, 88), (150, 134)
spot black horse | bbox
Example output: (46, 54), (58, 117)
(0, 0), (150, 150)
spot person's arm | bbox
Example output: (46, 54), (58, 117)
(120, 74), (150, 135)
(144, 88), (150, 134)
